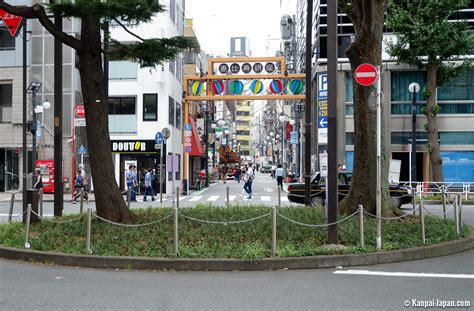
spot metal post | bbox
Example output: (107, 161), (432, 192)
(86, 206), (92, 254)
(419, 200), (425, 243)
(159, 142), (164, 203)
(176, 186), (180, 209)
(24, 204), (31, 249)
(412, 191), (416, 216)
(173, 205), (179, 258)
(8, 192), (15, 224)
(458, 194), (463, 229)
(226, 186), (230, 208)
(327, 0), (338, 244)
(205, 106), (210, 188)
(127, 187), (131, 209)
(304, 0), (313, 206)
(454, 195), (460, 237)
(442, 188), (447, 220)
(22, 20), (27, 221)
(376, 66), (382, 251)
(80, 188), (84, 213)
(278, 186), (281, 208)
(31, 88), (37, 188)
(39, 189), (43, 217)
(411, 88), (417, 184)
(54, 15), (63, 217)
(359, 205), (365, 247)
(272, 206), (277, 257)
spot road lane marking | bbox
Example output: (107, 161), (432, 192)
(229, 195), (236, 201)
(280, 196), (289, 202)
(207, 195), (219, 202)
(189, 196), (202, 202)
(179, 196), (187, 201)
(261, 196), (271, 201)
(334, 270), (474, 279)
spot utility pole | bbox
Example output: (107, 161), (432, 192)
(304, 0), (313, 206)
(53, 15), (63, 216)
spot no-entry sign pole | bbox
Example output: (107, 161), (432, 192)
(355, 63), (381, 250)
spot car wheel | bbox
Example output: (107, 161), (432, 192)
(391, 197), (401, 209)
(311, 196), (324, 207)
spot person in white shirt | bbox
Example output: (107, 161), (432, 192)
(271, 164), (277, 179)
(275, 164), (285, 190)
(243, 164), (254, 199)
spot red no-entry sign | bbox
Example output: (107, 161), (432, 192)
(75, 104), (85, 118)
(354, 63), (377, 86)
(0, 9), (23, 37)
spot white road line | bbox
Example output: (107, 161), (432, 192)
(261, 196), (271, 201)
(189, 196), (202, 202)
(280, 196), (289, 202)
(334, 270), (474, 279)
(0, 213), (21, 217)
(229, 195), (236, 201)
(179, 196), (187, 201)
(207, 195), (219, 202)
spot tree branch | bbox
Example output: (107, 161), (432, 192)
(0, 1), (82, 52)
(112, 17), (145, 42)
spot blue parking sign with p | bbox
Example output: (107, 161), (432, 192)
(155, 132), (163, 144)
(318, 73), (328, 100)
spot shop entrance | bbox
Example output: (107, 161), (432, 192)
(119, 152), (166, 194)
(392, 152), (425, 182)
(0, 149), (19, 192)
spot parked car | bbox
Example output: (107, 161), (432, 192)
(260, 165), (272, 173)
(287, 170), (412, 208)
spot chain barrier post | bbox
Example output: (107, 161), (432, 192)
(8, 192), (15, 224)
(226, 186), (230, 208)
(419, 200), (425, 244)
(358, 204), (364, 248)
(86, 206), (92, 254)
(411, 191), (416, 216)
(442, 188), (447, 220)
(176, 186), (180, 209)
(24, 204), (31, 249)
(272, 206), (277, 257)
(80, 188), (84, 213)
(39, 189), (43, 218)
(278, 186), (281, 208)
(458, 193), (463, 229)
(127, 187), (131, 209)
(173, 205), (179, 258)
(454, 194), (460, 237)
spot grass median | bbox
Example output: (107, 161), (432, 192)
(0, 205), (470, 259)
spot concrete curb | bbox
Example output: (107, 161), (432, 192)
(1, 232), (473, 271)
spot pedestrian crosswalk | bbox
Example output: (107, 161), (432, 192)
(172, 194), (290, 204)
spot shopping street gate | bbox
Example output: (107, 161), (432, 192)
(182, 56), (306, 190)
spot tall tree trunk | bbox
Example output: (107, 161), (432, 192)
(78, 16), (135, 222)
(339, 0), (392, 215)
(425, 65), (444, 182)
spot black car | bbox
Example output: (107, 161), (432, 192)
(287, 170), (412, 208)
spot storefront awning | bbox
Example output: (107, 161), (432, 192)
(188, 117), (204, 157)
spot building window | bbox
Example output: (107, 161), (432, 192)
(236, 130), (250, 136)
(0, 26), (15, 50)
(346, 132), (354, 145)
(175, 102), (181, 129)
(109, 61), (138, 80)
(391, 132), (428, 145)
(236, 120), (249, 126)
(440, 132), (474, 145)
(143, 94), (157, 121)
(170, 0), (176, 24)
(109, 97), (136, 114)
(236, 111), (250, 116)
(0, 83), (12, 123)
(168, 97), (175, 126)
(438, 70), (474, 101)
(391, 71), (427, 102)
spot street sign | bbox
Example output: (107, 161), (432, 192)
(355, 63), (377, 86)
(75, 104), (85, 118)
(185, 146), (191, 153)
(184, 123), (192, 131)
(0, 9), (23, 37)
(318, 116), (328, 128)
(162, 127), (170, 139)
(290, 131), (298, 144)
(74, 119), (86, 127)
(317, 73), (328, 100)
(154, 144), (161, 149)
(78, 145), (87, 155)
(155, 132), (163, 144)
(319, 152), (328, 177)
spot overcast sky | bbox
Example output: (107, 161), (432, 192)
(185, 0), (296, 57)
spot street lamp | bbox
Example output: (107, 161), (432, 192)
(217, 119), (225, 127)
(409, 82), (420, 185)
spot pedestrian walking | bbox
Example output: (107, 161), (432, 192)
(271, 164), (277, 179)
(143, 168), (155, 202)
(275, 164), (284, 190)
(126, 165), (137, 202)
(33, 168), (43, 191)
(73, 169), (89, 203)
(243, 164), (254, 199)
(234, 165), (241, 183)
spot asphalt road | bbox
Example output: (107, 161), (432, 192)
(1, 250), (472, 311)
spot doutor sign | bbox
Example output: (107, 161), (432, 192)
(354, 63), (377, 86)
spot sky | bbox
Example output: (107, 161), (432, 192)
(185, 0), (296, 57)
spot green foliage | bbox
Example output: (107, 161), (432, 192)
(386, 0), (474, 85)
(0, 206), (469, 259)
(423, 123), (429, 131)
(426, 143), (434, 154)
(421, 105), (428, 116)
(431, 105), (441, 115)
(48, 0), (165, 23)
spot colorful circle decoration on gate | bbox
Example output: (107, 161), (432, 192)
(250, 80), (264, 94)
(190, 81), (205, 96)
(229, 80), (244, 95)
(210, 80), (225, 95)
(287, 79), (304, 95)
(269, 79), (283, 94)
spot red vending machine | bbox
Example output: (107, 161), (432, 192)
(36, 160), (55, 193)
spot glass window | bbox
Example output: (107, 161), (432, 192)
(391, 132), (428, 145)
(109, 97), (136, 115)
(391, 103), (425, 115)
(345, 72), (353, 103)
(0, 26), (15, 50)
(236, 130), (250, 136)
(441, 151), (474, 182)
(440, 132), (474, 145)
(143, 94), (157, 121)
(168, 97), (175, 126)
(345, 132), (354, 145)
(175, 102), (181, 129)
(109, 61), (138, 80)
(391, 71), (427, 102)
(0, 84), (13, 123)
(438, 70), (474, 101)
